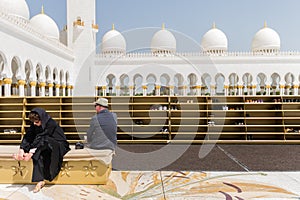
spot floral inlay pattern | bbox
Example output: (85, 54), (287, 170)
(11, 161), (26, 177)
(60, 161), (74, 177)
(83, 161), (98, 177)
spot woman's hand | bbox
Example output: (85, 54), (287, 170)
(23, 152), (33, 161)
(12, 149), (25, 161)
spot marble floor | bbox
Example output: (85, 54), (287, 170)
(0, 171), (300, 200)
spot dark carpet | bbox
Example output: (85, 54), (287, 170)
(112, 144), (300, 171)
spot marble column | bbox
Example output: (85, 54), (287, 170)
(55, 84), (60, 97)
(30, 81), (36, 97)
(155, 85), (161, 96)
(115, 86), (120, 96)
(48, 83), (54, 96)
(142, 85), (147, 96)
(3, 78), (12, 97)
(169, 85), (174, 96)
(293, 84), (299, 95)
(61, 84), (66, 96)
(266, 85), (271, 96)
(129, 86), (134, 96)
(0, 80), (2, 96)
(102, 86), (107, 96)
(279, 84), (285, 95)
(18, 80), (26, 97)
(238, 85), (243, 96)
(39, 82), (46, 97)
(210, 85), (216, 96)
(195, 85), (201, 96)
(224, 85), (229, 96)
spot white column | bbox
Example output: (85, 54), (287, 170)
(48, 83), (54, 96)
(39, 82), (46, 97)
(142, 85), (147, 96)
(61, 84), (66, 96)
(252, 84), (257, 96)
(238, 85), (243, 96)
(0, 80), (2, 96)
(115, 86), (120, 96)
(30, 81), (36, 97)
(266, 85), (271, 96)
(4, 78), (12, 97)
(280, 84), (285, 95)
(210, 85), (216, 96)
(293, 84), (299, 95)
(18, 80), (26, 97)
(155, 85), (161, 96)
(169, 85), (174, 96)
(67, 85), (72, 96)
(101, 86), (107, 96)
(224, 85), (229, 96)
(195, 85), (201, 96)
(129, 86), (134, 96)
(55, 84), (60, 97)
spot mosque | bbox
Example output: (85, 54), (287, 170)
(0, 0), (299, 97)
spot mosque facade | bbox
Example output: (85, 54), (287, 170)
(1, 0), (300, 97)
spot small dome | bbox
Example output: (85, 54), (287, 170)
(101, 27), (126, 54)
(0, 0), (30, 20)
(30, 10), (59, 39)
(151, 26), (176, 53)
(201, 24), (228, 53)
(252, 24), (280, 52)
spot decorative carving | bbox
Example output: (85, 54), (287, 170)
(60, 162), (74, 177)
(83, 161), (98, 177)
(11, 161), (26, 176)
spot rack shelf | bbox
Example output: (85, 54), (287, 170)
(1, 95), (300, 144)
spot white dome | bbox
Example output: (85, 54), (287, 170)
(101, 29), (126, 54)
(201, 27), (228, 52)
(30, 13), (59, 39)
(151, 29), (176, 53)
(0, 0), (30, 20)
(252, 26), (280, 52)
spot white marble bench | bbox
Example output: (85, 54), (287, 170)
(0, 145), (113, 184)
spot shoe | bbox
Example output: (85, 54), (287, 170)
(33, 181), (45, 193)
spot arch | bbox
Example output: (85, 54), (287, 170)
(146, 74), (156, 95)
(133, 74), (143, 95)
(242, 73), (253, 94)
(120, 74), (129, 96)
(59, 69), (65, 85)
(65, 71), (70, 84)
(271, 73), (281, 95)
(53, 68), (58, 83)
(188, 73), (197, 95)
(0, 52), (6, 77)
(228, 73), (239, 95)
(160, 73), (170, 95)
(36, 63), (43, 82)
(284, 72), (295, 95)
(256, 73), (267, 94)
(11, 56), (21, 83)
(201, 73), (211, 95)
(106, 74), (116, 95)
(215, 73), (225, 95)
(25, 60), (33, 96)
(174, 73), (184, 95)
(45, 66), (51, 82)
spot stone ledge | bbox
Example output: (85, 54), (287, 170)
(0, 145), (113, 184)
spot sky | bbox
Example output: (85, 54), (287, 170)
(25, 0), (300, 52)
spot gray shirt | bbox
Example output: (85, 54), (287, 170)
(86, 109), (117, 150)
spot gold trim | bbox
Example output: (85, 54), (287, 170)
(3, 78), (12, 84)
(55, 84), (61, 88)
(142, 85), (147, 89)
(30, 81), (36, 87)
(39, 82), (46, 87)
(155, 85), (161, 89)
(48, 83), (54, 87)
(18, 80), (26, 86)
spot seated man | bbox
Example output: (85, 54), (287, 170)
(86, 98), (117, 151)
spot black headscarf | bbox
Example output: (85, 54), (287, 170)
(31, 108), (51, 129)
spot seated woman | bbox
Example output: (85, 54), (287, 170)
(13, 108), (70, 193)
